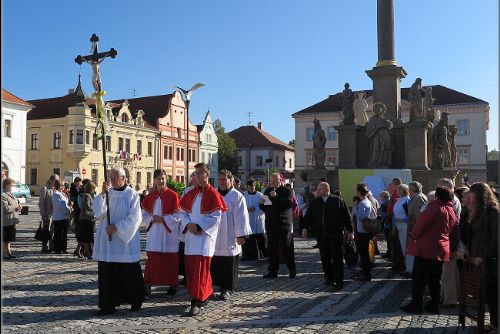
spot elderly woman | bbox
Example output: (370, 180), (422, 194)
(51, 180), (72, 254)
(401, 186), (458, 315)
(2, 178), (22, 259)
(463, 183), (499, 330)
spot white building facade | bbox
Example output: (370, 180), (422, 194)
(197, 111), (219, 186)
(1, 89), (34, 183)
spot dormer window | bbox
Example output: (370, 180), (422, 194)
(122, 114), (129, 123)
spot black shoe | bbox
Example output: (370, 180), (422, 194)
(41, 248), (51, 253)
(219, 290), (231, 301)
(382, 253), (391, 259)
(188, 305), (202, 316)
(333, 282), (344, 291)
(400, 303), (423, 314)
(96, 308), (116, 316)
(263, 272), (277, 279)
(357, 275), (371, 282)
(144, 284), (152, 296)
(391, 265), (405, 272)
(179, 277), (186, 285)
(3, 255), (11, 260)
(289, 271), (297, 279)
(130, 303), (142, 312)
(325, 278), (334, 286)
(312, 244), (319, 249)
(424, 303), (440, 315)
(166, 288), (177, 296)
(8, 254), (16, 259)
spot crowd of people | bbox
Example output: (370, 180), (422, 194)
(17, 167), (498, 328)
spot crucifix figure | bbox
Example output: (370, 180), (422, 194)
(75, 34), (117, 92)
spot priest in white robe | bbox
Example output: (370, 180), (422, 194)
(211, 170), (252, 301)
(242, 179), (267, 260)
(179, 163), (227, 316)
(141, 169), (180, 297)
(92, 166), (144, 316)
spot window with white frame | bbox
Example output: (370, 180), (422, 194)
(456, 119), (470, 136)
(327, 127), (337, 141)
(306, 151), (313, 166)
(327, 150), (337, 165)
(4, 119), (11, 138)
(31, 133), (38, 150)
(53, 132), (62, 149)
(457, 146), (471, 164)
(306, 128), (314, 141)
(76, 129), (84, 144)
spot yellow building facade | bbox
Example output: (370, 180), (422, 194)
(27, 85), (158, 194)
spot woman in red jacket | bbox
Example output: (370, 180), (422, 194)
(401, 186), (458, 314)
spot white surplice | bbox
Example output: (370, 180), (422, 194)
(142, 198), (180, 253)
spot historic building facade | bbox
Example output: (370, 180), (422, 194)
(293, 85), (489, 187)
(26, 81), (158, 194)
(121, 91), (200, 185)
(229, 123), (295, 184)
(2, 89), (34, 184)
(197, 111), (218, 186)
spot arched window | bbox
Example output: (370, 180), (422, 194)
(122, 114), (129, 123)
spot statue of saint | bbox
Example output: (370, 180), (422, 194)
(430, 112), (451, 170)
(312, 119), (326, 169)
(340, 83), (355, 125)
(447, 125), (458, 168)
(408, 78), (425, 121)
(353, 91), (369, 126)
(365, 102), (393, 168)
(423, 86), (436, 123)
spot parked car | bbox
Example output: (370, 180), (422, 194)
(11, 183), (32, 199)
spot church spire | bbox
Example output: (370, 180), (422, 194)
(73, 74), (87, 106)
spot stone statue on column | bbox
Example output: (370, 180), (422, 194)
(365, 102), (393, 168)
(430, 111), (451, 169)
(408, 78), (425, 122)
(353, 91), (369, 126)
(423, 86), (436, 123)
(447, 125), (458, 168)
(340, 83), (355, 125)
(312, 119), (326, 169)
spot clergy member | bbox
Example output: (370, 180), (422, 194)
(260, 173), (296, 278)
(179, 171), (198, 285)
(179, 163), (227, 316)
(211, 170), (252, 300)
(92, 166), (144, 316)
(242, 179), (267, 260)
(141, 169), (180, 297)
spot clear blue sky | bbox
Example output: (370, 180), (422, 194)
(3, 1), (498, 150)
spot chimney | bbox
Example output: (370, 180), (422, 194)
(68, 88), (75, 94)
(257, 122), (262, 130)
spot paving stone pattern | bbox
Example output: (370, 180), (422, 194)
(2, 198), (485, 333)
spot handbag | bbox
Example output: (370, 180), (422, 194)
(343, 240), (359, 267)
(34, 221), (50, 241)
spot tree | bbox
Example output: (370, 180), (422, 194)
(488, 149), (499, 161)
(288, 139), (295, 147)
(214, 119), (238, 174)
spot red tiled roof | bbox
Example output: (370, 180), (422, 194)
(2, 89), (34, 107)
(229, 126), (294, 151)
(27, 91), (171, 131)
(293, 85), (488, 116)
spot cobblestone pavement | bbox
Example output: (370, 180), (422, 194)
(2, 198), (486, 333)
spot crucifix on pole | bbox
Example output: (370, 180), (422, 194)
(75, 33), (118, 241)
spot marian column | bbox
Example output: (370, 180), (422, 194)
(366, 0), (406, 123)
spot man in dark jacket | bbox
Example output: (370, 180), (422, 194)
(305, 182), (353, 290)
(260, 173), (296, 279)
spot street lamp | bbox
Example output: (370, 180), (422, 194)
(172, 83), (205, 185)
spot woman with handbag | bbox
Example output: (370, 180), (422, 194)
(79, 181), (97, 259)
(2, 178), (21, 259)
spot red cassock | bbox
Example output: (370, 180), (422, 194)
(141, 187), (180, 287)
(179, 185), (227, 301)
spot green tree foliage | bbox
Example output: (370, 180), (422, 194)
(288, 139), (295, 147)
(214, 119), (238, 175)
(488, 149), (499, 161)
(166, 178), (185, 196)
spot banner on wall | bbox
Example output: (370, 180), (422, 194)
(338, 169), (412, 207)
